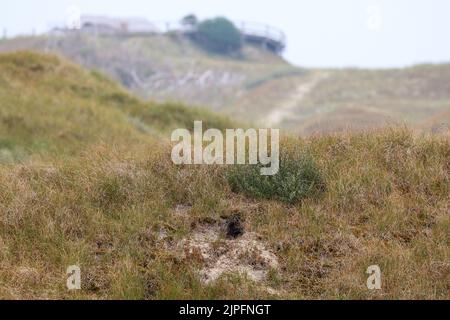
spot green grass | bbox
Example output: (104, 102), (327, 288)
(0, 51), (235, 163)
(227, 142), (324, 203)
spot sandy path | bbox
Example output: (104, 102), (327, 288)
(265, 72), (330, 127)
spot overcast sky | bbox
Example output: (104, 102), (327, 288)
(2, 0), (449, 68)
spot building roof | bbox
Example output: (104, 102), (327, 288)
(80, 15), (160, 33)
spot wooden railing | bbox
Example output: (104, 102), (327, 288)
(234, 21), (286, 48)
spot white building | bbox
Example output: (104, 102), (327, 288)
(80, 15), (160, 34)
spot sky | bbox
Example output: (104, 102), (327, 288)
(2, 0), (449, 68)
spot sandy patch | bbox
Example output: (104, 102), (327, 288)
(178, 219), (279, 284)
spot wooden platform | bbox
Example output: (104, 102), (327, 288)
(236, 21), (286, 54)
(153, 20), (287, 55)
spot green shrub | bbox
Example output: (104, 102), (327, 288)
(181, 14), (198, 27)
(195, 17), (242, 54)
(227, 150), (324, 204)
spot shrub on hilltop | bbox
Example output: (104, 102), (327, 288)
(195, 17), (243, 55)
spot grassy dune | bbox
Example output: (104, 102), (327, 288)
(0, 34), (293, 110)
(0, 52), (448, 299)
(0, 51), (234, 163)
(1, 34), (449, 134)
(229, 66), (450, 134)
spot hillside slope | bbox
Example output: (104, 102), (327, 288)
(228, 66), (450, 134)
(0, 33), (296, 110)
(0, 51), (234, 163)
(1, 34), (449, 134)
(0, 52), (448, 300)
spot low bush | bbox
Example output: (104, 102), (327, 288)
(227, 148), (325, 203)
(195, 17), (242, 55)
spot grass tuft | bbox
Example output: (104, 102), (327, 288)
(227, 145), (324, 203)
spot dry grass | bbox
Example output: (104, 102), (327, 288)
(0, 52), (448, 300)
(0, 128), (448, 299)
(229, 66), (450, 135)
